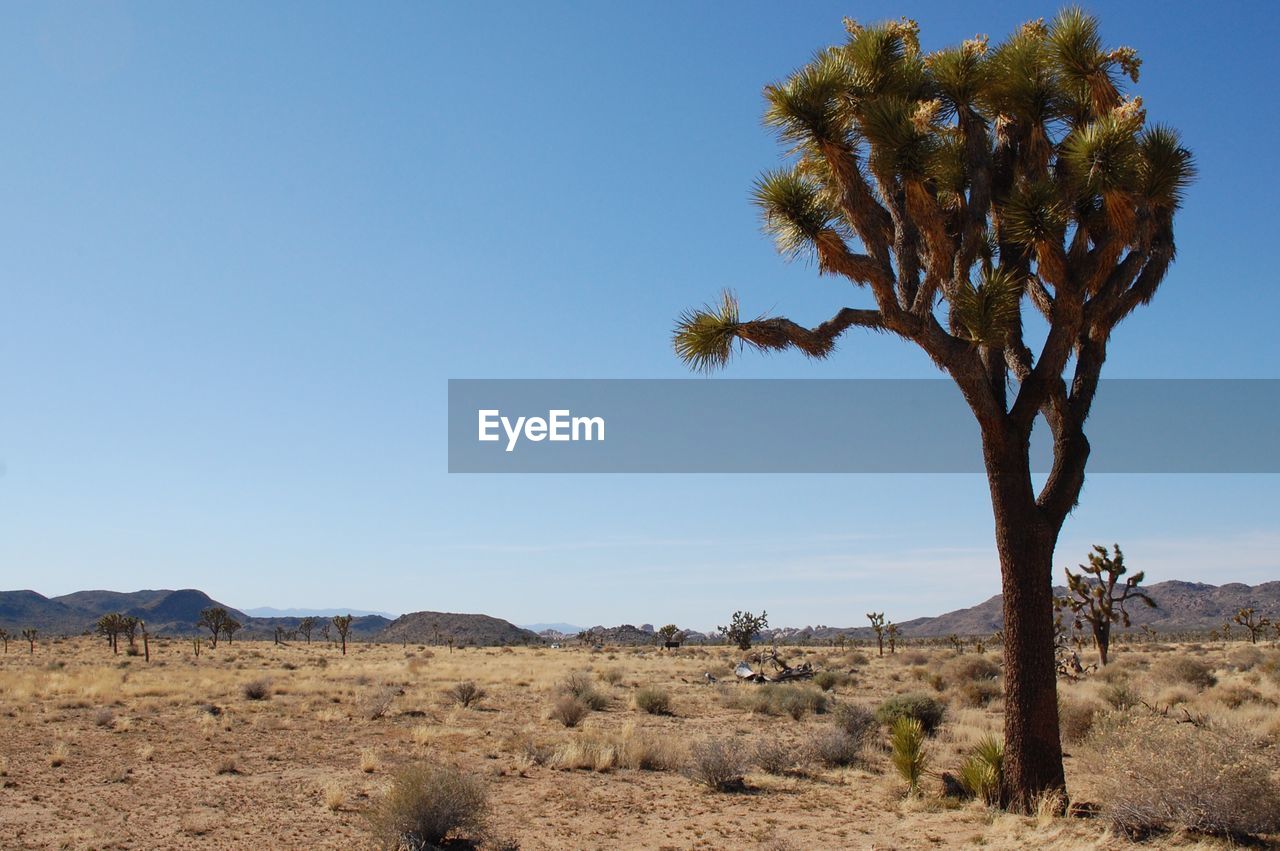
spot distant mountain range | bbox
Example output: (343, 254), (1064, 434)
(3, 580), (1276, 645)
(520, 623), (583, 635)
(0, 589), (389, 639)
(244, 606), (397, 619)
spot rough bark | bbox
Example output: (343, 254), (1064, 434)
(984, 429), (1066, 811)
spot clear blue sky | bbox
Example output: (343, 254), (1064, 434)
(2, 2), (1277, 629)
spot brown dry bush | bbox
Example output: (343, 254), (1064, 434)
(447, 680), (487, 709)
(366, 762), (489, 850)
(1152, 656), (1217, 690)
(1057, 698), (1102, 744)
(549, 695), (589, 728)
(685, 738), (747, 792)
(942, 654), (999, 686)
(633, 686), (672, 715)
(559, 672), (608, 711)
(1083, 713), (1280, 838)
(242, 679), (271, 701)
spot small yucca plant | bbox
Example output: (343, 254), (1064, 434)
(957, 736), (1004, 805)
(890, 716), (927, 794)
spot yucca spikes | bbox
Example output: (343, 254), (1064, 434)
(764, 50), (852, 149)
(672, 290), (742, 373)
(1003, 180), (1068, 247)
(952, 267), (1024, 345)
(925, 38), (989, 114)
(1138, 125), (1195, 210)
(751, 169), (846, 261)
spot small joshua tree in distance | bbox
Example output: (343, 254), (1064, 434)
(1057, 543), (1155, 666)
(22, 627), (37, 654)
(0, 628), (9, 653)
(866, 613), (886, 656)
(887, 622), (900, 654)
(198, 607), (229, 649)
(1233, 607), (1272, 645)
(333, 614), (354, 655)
(298, 616), (316, 644)
(719, 610), (768, 652)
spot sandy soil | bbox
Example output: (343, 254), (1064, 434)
(1, 637), (1275, 850)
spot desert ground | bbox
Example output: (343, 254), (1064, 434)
(2, 636), (1278, 850)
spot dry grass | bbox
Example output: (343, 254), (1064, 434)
(0, 636), (1276, 849)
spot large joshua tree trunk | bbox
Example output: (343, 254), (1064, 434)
(984, 428), (1067, 809)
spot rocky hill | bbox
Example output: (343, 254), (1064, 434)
(377, 610), (542, 646)
(0, 588), (388, 638)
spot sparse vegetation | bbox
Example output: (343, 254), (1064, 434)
(242, 679), (271, 701)
(366, 763), (489, 850)
(633, 686), (672, 715)
(448, 680), (487, 708)
(1085, 713), (1280, 838)
(686, 738), (747, 792)
(876, 693), (945, 735)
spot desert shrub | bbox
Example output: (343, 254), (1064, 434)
(1226, 646), (1263, 671)
(1084, 713), (1280, 837)
(685, 738), (746, 792)
(598, 667), (625, 686)
(943, 654), (1000, 686)
(777, 687), (828, 720)
(366, 763), (488, 849)
(1058, 698), (1102, 744)
(550, 695), (589, 728)
(875, 693), (945, 735)
(889, 716), (927, 793)
(956, 679), (1001, 707)
(1099, 681), (1141, 711)
(1096, 659), (1144, 683)
(1153, 656), (1216, 690)
(813, 671), (839, 691)
(831, 703), (878, 747)
(363, 686), (399, 721)
(93, 708), (116, 728)
(559, 672), (608, 711)
(810, 728), (863, 768)
(956, 737), (1003, 805)
(633, 687), (672, 715)
(897, 651), (927, 666)
(242, 679), (271, 701)
(1210, 683), (1271, 709)
(846, 650), (870, 666)
(615, 725), (683, 771)
(753, 739), (802, 775)
(447, 681), (487, 709)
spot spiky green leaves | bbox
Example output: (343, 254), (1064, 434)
(764, 51), (853, 150)
(926, 34), (990, 116)
(1060, 112), (1142, 198)
(1138, 125), (1195, 210)
(1002, 181), (1068, 247)
(952, 267), (1024, 345)
(752, 169), (847, 261)
(672, 290), (741, 373)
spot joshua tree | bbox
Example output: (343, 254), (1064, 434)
(657, 623), (683, 648)
(887, 622), (900, 653)
(22, 627), (37, 654)
(672, 10), (1193, 809)
(298, 616), (316, 644)
(1233, 608), (1271, 645)
(140, 621), (150, 662)
(866, 612), (886, 656)
(198, 607), (229, 649)
(121, 615), (141, 651)
(332, 614), (354, 655)
(1056, 543), (1154, 666)
(0, 628), (9, 653)
(221, 617), (242, 644)
(96, 613), (125, 654)
(719, 610), (768, 651)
